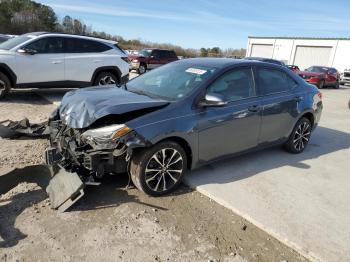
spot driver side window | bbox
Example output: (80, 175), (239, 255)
(24, 37), (64, 54)
(207, 67), (255, 102)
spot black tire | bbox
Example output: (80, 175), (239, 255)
(0, 72), (11, 99)
(137, 64), (147, 74)
(93, 71), (119, 86)
(130, 141), (187, 196)
(284, 117), (312, 154)
(318, 80), (325, 89)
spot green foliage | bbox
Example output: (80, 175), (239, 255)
(0, 0), (57, 34)
(0, 0), (246, 57)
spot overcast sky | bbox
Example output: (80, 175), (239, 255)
(41, 0), (350, 49)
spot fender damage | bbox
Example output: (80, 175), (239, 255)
(45, 86), (168, 211)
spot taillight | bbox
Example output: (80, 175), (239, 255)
(317, 91), (322, 99)
(121, 57), (129, 63)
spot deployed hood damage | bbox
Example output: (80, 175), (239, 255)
(59, 86), (169, 129)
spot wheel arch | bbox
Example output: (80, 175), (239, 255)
(0, 63), (16, 87)
(140, 136), (193, 170)
(91, 66), (121, 84)
(300, 111), (315, 128)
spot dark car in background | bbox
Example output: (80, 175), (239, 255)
(0, 34), (11, 44)
(46, 58), (323, 207)
(245, 57), (286, 66)
(288, 65), (300, 73)
(128, 48), (178, 74)
(298, 66), (340, 89)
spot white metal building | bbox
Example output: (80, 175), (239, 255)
(246, 37), (350, 72)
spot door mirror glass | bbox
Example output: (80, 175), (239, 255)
(17, 48), (37, 55)
(199, 93), (228, 107)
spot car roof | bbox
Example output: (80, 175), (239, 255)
(21, 32), (118, 45)
(173, 57), (284, 69)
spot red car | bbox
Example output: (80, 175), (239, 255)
(128, 48), (178, 74)
(298, 66), (340, 89)
(287, 65), (300, 73)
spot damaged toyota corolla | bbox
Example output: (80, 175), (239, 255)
(45, 58), (323, 211)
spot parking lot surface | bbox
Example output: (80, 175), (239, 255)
(185, 86), (350, 262)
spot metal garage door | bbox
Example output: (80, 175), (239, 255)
(294, 46), (332, 70)
(250, 44), (273, 58)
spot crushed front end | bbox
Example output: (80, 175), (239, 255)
(44, 112), (146, 212)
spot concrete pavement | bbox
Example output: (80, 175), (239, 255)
(184, 86), (350, 262)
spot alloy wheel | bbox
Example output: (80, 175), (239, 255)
(138, 65), (146, 74)
(293, 122), (311, 151)
(98, 75), (116, 86)
(145, 148), (184, 192)
(0, 79), (5, 96)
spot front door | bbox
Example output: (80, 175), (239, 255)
(197, 67), (261, 162)
(16, 37), (65, 84)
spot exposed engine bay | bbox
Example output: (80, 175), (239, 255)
(45, 112), (150, 212)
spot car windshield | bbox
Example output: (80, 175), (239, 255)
(0, 35), (31, 50)
(138, 49), (152, 57)
(305, 66), (328, 73)
(127, 62), (217, 101)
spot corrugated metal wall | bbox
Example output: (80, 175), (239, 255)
(293, 46), (332, 70)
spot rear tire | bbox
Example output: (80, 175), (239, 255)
(94, 71), (118, 86)
(0, 72), (11, 99)
(318, 80), (325, 89)
(137, 64), (147, 74)
(130, 141), (187, 196)
(284, 117), (312, 154)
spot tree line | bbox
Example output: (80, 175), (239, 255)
(0, 0), (246, 57)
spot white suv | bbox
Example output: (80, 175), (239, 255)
(0, 32), (129, 98)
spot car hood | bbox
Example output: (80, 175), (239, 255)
(0, 49), (13, 55)
(298, 71), (323, 77)
(59, 86), (169, 129)
(128, 54), (145, 60)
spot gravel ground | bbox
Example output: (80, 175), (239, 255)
(0, 89), (307, 262)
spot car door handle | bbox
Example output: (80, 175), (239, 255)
(294, 96), (303, 102)
(248, 105), (260, 112)
(93, 59), (102, 63)
(52, 60), (62, 64)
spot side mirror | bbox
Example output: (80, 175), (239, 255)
(18, 48), (37, 55)
(198, 93), (228, 107)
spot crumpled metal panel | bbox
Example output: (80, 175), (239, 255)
(59, 86), (169, 129)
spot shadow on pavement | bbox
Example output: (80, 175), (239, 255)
(2, 88), (75, 105)
(0, 165), (175, 247)
(0, 165), (50, 248)
(188, 126), (350, 185)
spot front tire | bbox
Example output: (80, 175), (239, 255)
(0, 72), (11, 99)
(334, 81), (340, 89)
(284, 117), (312, 154)
(137, 64), (147, 74)
(130, 141), (187, 196)
(94, 71), (118, 86)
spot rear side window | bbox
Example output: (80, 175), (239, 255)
(329, 68), (337, 74)
(207, 67), (255, 102)
(257, 68), (295, 95)
(65, 38), (111, 53)
(24, 37), (64, 53)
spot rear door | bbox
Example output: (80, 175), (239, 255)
(64, 37), (112, 83)
(197, 67), (262, 162)
(255, 66), (300, 144)
(16, 37), (65, 84)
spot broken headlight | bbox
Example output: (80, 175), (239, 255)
(81, 124), (131, 145)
